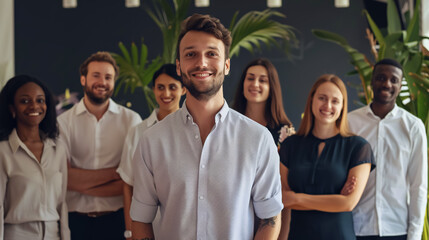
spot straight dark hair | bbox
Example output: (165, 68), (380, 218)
(232, 58), (292, 128)
(0, 75), (58, 141)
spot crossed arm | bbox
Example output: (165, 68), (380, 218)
(67, 162), (123, 197)
(280, 163), (370, 212)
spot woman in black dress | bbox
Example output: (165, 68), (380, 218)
(279, 74), (374, 240)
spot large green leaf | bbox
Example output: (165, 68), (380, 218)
(229, 9), (297, 58)
(386, 0), (402, 34)
(405, 0), (421, 42)
(363, 10), (385, 47)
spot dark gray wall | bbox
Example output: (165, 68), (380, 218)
(15, 0), (372, 127)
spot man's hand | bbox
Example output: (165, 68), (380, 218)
(340, 176), (357, 196)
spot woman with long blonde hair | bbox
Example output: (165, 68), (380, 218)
(279, 74), (374, 239)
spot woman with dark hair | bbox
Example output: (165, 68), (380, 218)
(232, 58), (295, 148)
(279, 74), (374, 239)
(0, 75), (70, 239)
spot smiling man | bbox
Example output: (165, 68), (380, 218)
(58, 52), (142, 240)
(130, 14), (283, 240)
(348, 59), (428, 240)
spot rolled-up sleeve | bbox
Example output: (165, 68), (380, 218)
(130, 137), (159, 223)
(252, 132), (283, 219)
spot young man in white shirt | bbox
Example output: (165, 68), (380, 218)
(130, 14), (283, 240)
(58, 51), (142, 240)
(348, 59), (428, 240)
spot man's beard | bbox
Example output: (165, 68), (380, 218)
(180, 67), (225, 101)
(83, 83), (113, 105)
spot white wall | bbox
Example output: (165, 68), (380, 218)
(423, 0), (429, 50)
(0, 0), (14, 88)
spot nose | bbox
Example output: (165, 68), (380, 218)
(164, 88), (171, 97)
(196, 55), (208, 68)
(382, 78), (392, 88)
(251, 79), (260, 87)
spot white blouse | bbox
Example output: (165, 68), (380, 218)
(0, 129), (70, 240)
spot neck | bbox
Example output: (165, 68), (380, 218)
(185, 87), (224, 144)
(245, 102), (267, 126)
(312, 121), (339, 139)
(157, 107), (178, 121)
(370, 101), (394, 119)
(83, 96), (109, 121)
(16, 125), (42, 142)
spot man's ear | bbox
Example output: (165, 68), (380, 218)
(176, 59), (181, 76)
(80, 75), (86, 87)
(224, 58), (231, 76)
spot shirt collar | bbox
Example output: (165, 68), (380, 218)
(9, 128), (56, 154)
(146, 108), (160, 127)
(366, 103), (399, 119)
(75, 98), (119, 115)
(180, 99), (229, 125)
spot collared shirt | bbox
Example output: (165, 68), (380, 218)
(58, 99), (142, 213)
(348, 104), (428, 240)
(130, 101), (283, 240)
(0, 129), (70, 240)
(117, 108), (159, 185)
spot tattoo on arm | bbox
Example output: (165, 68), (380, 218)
(259, 216), (277, 229)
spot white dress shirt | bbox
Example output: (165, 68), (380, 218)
(58, 99), (142, 213)
(130, 101), (283, 240)
(348, 104), (428, 240)
(0, 129), (70, 240)
(117, 109), (159, 186)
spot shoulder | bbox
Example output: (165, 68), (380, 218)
(348, 106), (367, 119)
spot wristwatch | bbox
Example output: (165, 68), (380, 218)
(124, 230), (132, 238)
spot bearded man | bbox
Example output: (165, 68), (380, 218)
(130, 14), (283, 240)
(58, 51), (142, 240)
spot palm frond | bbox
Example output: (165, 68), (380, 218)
(229, 9), (297, 58)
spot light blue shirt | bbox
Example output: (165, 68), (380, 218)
(130, 101), (283, 240)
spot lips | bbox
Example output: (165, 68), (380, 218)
(28, 112), (42, 116)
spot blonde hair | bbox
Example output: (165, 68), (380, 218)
(297, 74), (353, 137)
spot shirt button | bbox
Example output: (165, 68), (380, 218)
(201, 164), (206, 168)
(199, 196), (204, 200)
(195, 135), (199, 139)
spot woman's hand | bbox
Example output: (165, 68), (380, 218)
(283, 190), (298, 207)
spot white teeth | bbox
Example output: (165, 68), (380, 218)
(28, 113), (40, 116)
(194, 73), (210, 77)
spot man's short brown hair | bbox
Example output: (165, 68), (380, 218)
(176, 14), (232, 60)
(80, 51), (119, 79)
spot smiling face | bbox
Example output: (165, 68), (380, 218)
(371, 64), (402, 106)
(176, 31), (230, 101)
(243, 65), (270, 104)
(11, 82), (47, 128)
(311, 82), (344, 127)
(153, 73), (186, 114)
(81, 61), (115, 105)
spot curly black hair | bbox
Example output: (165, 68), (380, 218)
(0, 75), (58, 141)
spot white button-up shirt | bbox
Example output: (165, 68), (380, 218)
(348, 104), (428, 240)
(58, 99), (142, 212)
(130, 101), (283, 240)
(0, 129), (70, 240)
(117, 109), (159, 186)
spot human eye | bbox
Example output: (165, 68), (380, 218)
(184, 51), (195, 57)
(169, 84), (178, 90)
(20, 98), (30, 104)
(390, 77), (399, 84)
(157, 85), (165, 90)
(260, 78), (268, 83)
(37, 98), (46, 104)
(375, 75), (386, 82)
